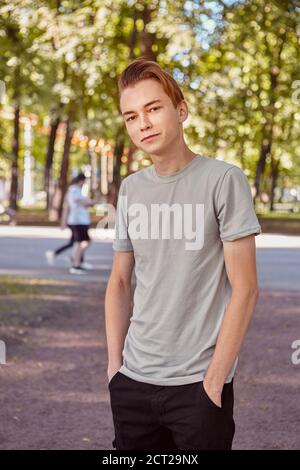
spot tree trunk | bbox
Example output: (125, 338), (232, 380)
(126, 141), (136, 176)
(140, 3), (157, 60)
(9, 103), (20, 211)
(89, 149), (98, 199)
(108, 133), (124, 207)
(59, 117), (73, 217)
(270, 158), (279, 212)
(45, 116), (60, 210)
(254, 27), (286, 204)
(254, 135), (271, 202)
(50, 117), (74, 221)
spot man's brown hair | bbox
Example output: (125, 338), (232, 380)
(118, 57), (185, 111)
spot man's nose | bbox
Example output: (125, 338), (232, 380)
(139, 114), (152, 131)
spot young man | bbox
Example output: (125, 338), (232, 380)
(105, 58), (261, 450)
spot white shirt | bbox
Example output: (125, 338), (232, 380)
(66, 184), (90, 225)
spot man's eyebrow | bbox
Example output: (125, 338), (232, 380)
(122, 99), (162, 116)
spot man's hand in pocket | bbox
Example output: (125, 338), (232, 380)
(203, 379), (222, 408)
(107, 365), (122, 383)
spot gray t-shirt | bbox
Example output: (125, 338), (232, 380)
(113, 155), (261, 386)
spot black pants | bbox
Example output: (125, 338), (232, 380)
(54, 238), (74, 256)
(54, 226), (84, 261)
(108, 372), (235, 451)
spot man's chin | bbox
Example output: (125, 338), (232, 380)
(136, 143), (163, 154)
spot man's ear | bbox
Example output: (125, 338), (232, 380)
(178, 100), (188, 122)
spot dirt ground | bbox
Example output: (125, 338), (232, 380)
(0, 276), (299, 450)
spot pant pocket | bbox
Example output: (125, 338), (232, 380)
(199, 381), (223, 410)
(108, 371), (121, 390)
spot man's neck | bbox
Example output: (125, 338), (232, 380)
(150, 147), (197, 176)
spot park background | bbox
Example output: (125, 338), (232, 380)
(0, 0), (300, 450)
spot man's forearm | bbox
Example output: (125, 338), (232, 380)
(105, 277), (132, 369)
(205, 286), (259, 392)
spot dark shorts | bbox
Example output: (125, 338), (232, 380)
(68, 224), (90, 242)
(108, 372), (235, 451)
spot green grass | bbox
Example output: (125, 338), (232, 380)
(13, 208), (105, 226)
(257, 211), (300, 220)
(0, 275), (71, 296)
(18, 206), (46, 213)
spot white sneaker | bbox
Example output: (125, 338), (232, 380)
(45, 250), (55, 266)
(69, 267), (87, 275)
(80, 261), (93, 270)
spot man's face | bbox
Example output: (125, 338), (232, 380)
(120, 79), (187, 155)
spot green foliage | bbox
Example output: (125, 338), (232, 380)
(0, 0), (299, 192)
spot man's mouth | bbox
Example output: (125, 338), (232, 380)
(141, 133), (160, 142)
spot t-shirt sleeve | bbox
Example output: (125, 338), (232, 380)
(112, 179), (134, 252)
(216, 166), (262, 242)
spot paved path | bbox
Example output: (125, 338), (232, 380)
(0, 226), (299, 449)
(1, 227), (300, 290)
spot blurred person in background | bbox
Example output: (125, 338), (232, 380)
(46, 172), (95, 274)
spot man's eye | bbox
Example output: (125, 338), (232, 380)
(126, 107), (161, 122)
